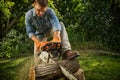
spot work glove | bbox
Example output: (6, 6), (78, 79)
(51, 30), (61, 43)
(31, 36), (48, 51)
(38, 41), (48, 51)
(49, 31), (61, 50)
(51, 37), (61, 42)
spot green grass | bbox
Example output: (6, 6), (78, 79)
(0, 56), (33, 80)
(78, 53), (120, 80)
(0, 51), (120, 80)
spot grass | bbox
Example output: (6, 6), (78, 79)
(0, 50), (120, 80)
(0, 56), (33, 80)
(78, 52), (120, 80)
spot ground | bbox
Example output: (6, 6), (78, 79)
(0, 49), (120, 80)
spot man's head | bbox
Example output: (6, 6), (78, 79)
(33, 0), (48, 17)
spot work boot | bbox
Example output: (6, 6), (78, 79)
(62, 50), (80, 60)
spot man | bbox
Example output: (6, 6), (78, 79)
(25, 0), (79, 64)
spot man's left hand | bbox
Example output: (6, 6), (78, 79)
(51, 30), (61, 43)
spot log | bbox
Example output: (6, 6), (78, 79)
(35, 59), (80, 80)
(74, 69), (85, 80)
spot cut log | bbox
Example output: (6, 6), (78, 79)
(35, 59), (80, 80)
(74, 69), (85, 80)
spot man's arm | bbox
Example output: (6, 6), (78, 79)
(48, 8), (61, 42)
(25, 12), (43, 50)
(25, 12), (36, 38)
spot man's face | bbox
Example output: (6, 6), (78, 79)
(34, 3), (47, 17)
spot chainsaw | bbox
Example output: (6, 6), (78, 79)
(38, 42), (78, 80)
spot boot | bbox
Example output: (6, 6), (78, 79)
(62, 50), (80, 60)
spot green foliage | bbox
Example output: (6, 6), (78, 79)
(67, 23), (86, 43)
(16, 14), (26, 30)
(48, 0), (63, 19)
(54, 0), (120, 51)
(53, 0), (86, 24)
(0, 29), (33, 58)
(0, 0), (15, 18)
(0, 0), (34, 38)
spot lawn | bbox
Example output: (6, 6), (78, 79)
(0, 50), (120, 80)
(78, 50), (120, 80)
(0, 56), (33, 80)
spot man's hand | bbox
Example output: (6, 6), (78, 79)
(31, 36), (48, 51)
(51, 30), (61, 43)
(38, 41), (48, 51)
(35, 41), (48, 51)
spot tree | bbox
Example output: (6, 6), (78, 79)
(53, 0), (120, 51)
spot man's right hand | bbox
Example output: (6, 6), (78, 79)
(31, 36), (48, 51)
(31, 36), (41, 51)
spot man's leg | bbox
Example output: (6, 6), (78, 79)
(60, 22), (79, 59)
(60, 22), (71, 53)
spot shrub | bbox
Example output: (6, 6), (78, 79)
(0, 29), (33, 58)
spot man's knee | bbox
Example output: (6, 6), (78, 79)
(60, 22), (65, 29)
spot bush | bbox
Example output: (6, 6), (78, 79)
(0, 29), (33, 58)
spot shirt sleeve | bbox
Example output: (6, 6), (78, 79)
(48, 8), (61, 32)
(25, 12), (35, 38)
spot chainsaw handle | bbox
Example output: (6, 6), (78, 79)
(41, 42), (61, 51)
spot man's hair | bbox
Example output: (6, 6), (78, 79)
(35, 0), (48, 7)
